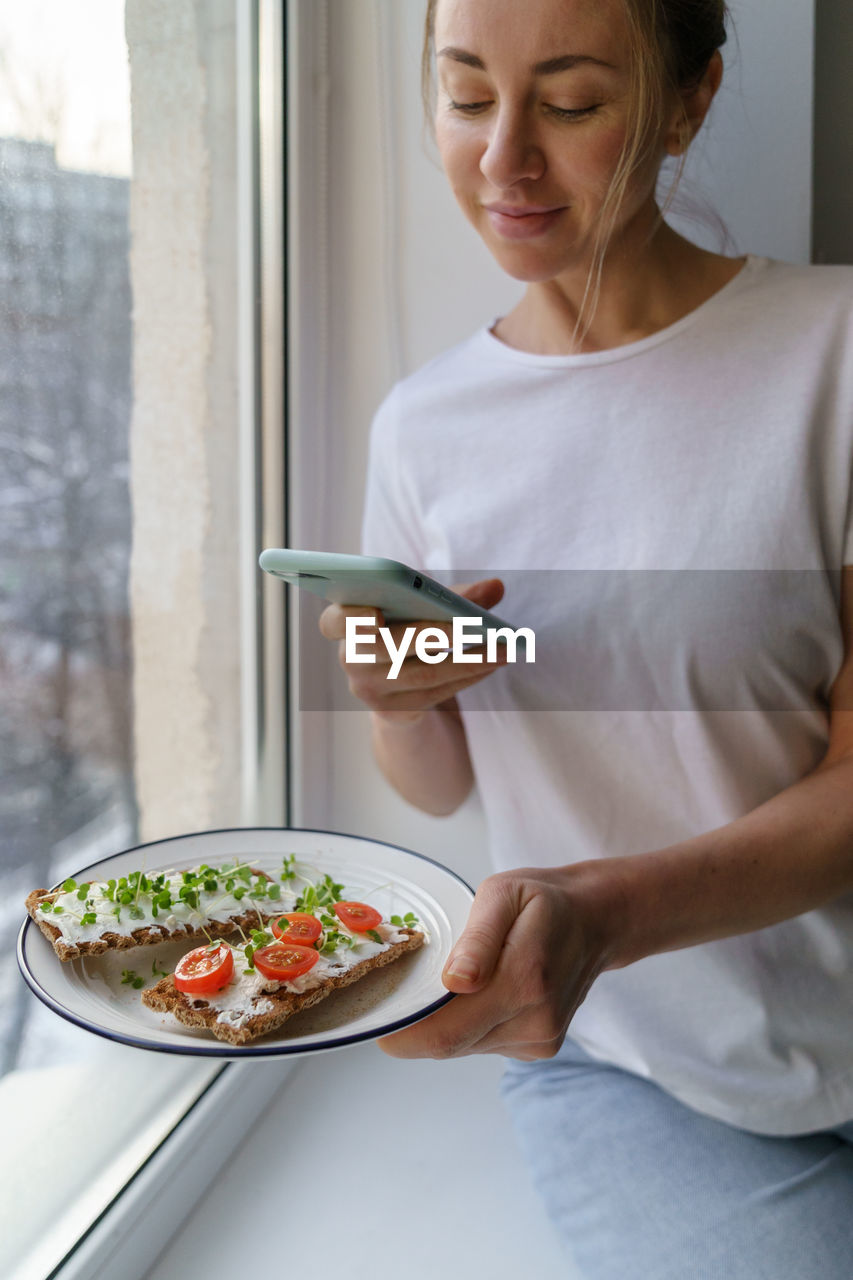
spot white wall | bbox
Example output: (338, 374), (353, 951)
(288, 0), (818, 882)
(129, 0), (248, 841)
(665, 0), (814, 261)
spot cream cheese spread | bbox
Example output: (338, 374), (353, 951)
(198, 922), (410, 1030)
(39, 871), (297, 948)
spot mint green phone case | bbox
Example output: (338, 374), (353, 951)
(258, 548), (516, 631)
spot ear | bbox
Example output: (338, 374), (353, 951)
(664, 50), (724, 157)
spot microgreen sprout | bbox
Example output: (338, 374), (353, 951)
(295, 873), (344, 914)
(121, 969), (144, 989)
(242, 925), (274, 972)
(151, 958), (169, 978)
(315, 911), (356, 955)
(390, 912), (419, 927)
(39, 858), (316, 957)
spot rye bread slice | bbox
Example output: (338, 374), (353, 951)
(25, 887), (274, 963)
(141, 928), (425, 1045)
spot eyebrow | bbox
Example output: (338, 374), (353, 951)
(436, 47), (615, 74)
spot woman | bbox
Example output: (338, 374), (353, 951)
(321, 1), (853, 1274)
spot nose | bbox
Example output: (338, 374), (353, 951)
(479, 106), (546, 188)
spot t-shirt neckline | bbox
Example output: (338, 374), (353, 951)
(479, 254), (770, 368)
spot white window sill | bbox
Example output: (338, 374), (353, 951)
(3, 1044), (215, 1280)
(30, 1057), (292, 1280)
(141, 1044), (568, 1277)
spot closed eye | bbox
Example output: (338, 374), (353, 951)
(546, 104), (602, 120)
(448, 99), (492, 114)
(447, 100), (603, 121)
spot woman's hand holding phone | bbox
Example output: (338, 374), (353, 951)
(318, 576), (509, 723)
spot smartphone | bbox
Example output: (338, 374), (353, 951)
(258, 547), (517, 634)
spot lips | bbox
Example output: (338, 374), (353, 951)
(483, 203), (567, 240)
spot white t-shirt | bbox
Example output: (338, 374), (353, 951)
(362, 255), (853, 1134)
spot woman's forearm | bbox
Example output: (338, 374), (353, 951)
(370, 700), (474, 816)
(591, 752), (853, 970)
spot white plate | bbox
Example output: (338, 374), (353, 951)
(17, 827), (475, 1059)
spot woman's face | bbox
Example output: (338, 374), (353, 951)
(433, 0), (673, 284)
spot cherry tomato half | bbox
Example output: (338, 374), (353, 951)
(270, 912), (322, 946)
(174, 944), (234, 994)
(253, 942), (319, 982)
(333, 901), (383, 933)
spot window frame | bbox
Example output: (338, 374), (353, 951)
(18, 4), (293, 1277)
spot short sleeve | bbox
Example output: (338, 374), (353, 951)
(360, 385), (425, 566)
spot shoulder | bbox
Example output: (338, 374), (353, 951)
(744, 257), (853, 319)
(713, 258), (853, 366)
(370, 327), (498, 437)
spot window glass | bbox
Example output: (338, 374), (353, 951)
(0, 4), (219, 1274)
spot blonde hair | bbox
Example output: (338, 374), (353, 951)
(422, 0), (728, 340)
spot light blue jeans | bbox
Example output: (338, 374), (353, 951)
(500, 1038), (853, 1280)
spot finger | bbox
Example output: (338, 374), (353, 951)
(338, 618), (459, 671)
(441, 874), (521, 992)
(346, 645), (508, 705)
(450, 1006), (572, 1058)
(455, 577), (505, 609)
(377, 983), (516, 1059)
(363, 616), (502, 652)
(476, 1036), (566, 1061)
(319, 602), (385, 641)
(354, 650), (507, 695)
(377, 952), (561, 1059)
(378, 974), (573, 1061)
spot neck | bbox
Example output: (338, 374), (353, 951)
(494, 220), (746, 356)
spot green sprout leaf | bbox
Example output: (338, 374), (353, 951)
(121, 969), (144, 989)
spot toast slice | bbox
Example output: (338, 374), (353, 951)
(142, 928), (425, 1046)
(26, 888), (277, 962)
(26, 863), (289, 962)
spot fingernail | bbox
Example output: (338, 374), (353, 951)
(446, 954), (479, 983)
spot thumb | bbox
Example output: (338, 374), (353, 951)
(455, 576), (505, 611)
(442, 875), (518, 993)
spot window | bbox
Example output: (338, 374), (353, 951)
(1, 3), (287, 1275)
